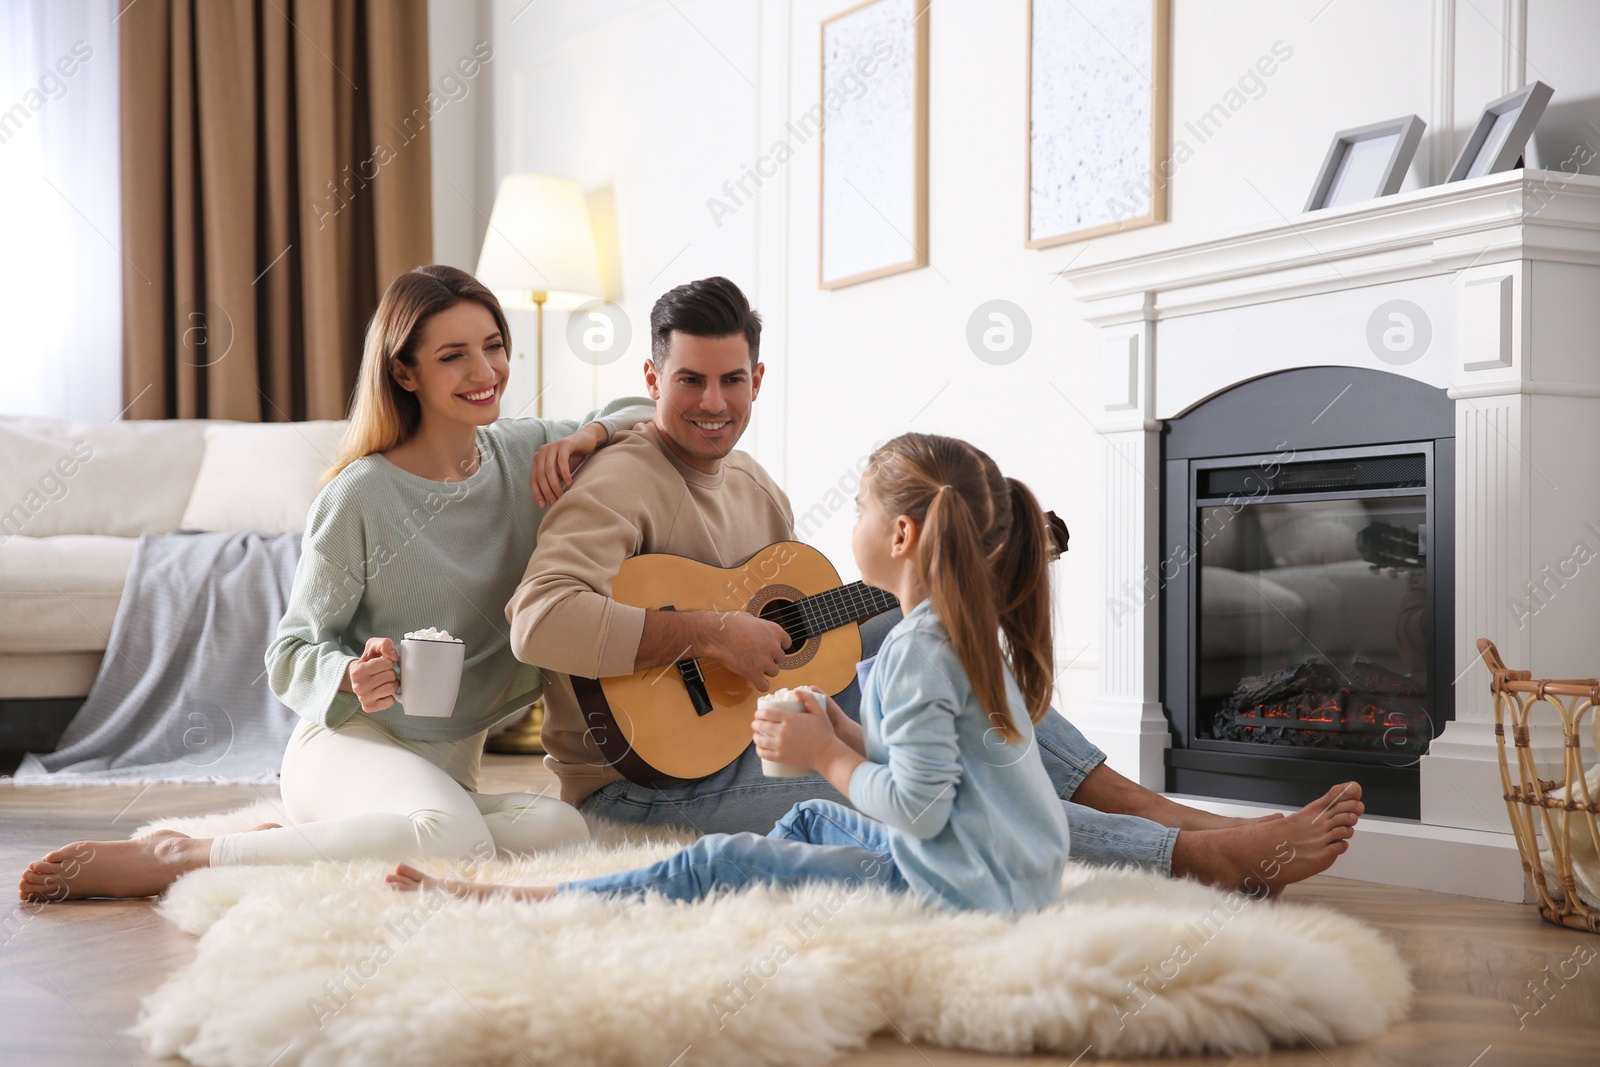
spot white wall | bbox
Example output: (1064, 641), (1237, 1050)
(429, 0), (497, 272)
(465, 0), (1600, 713)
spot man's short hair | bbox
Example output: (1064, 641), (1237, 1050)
(649, 276), (762, 367)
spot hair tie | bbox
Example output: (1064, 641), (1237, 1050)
(938, 484), (952, 493)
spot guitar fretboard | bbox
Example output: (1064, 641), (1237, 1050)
(781, 582), (900, 641)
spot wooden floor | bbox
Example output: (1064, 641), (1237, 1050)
(3, 757), (1598, 1066)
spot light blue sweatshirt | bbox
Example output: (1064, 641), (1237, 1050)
(848, 599), (1071, 914)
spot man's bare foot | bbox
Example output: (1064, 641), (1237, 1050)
(18, 833), (213, 902)
(1171, 782), (1364, 897)
(386, 863), (556, 903)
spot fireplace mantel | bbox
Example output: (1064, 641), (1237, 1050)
(1063, 169), (1600, 325)
(1058, 169), (1600, 900)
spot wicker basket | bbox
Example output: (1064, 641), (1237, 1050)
(1479, 638), (1600, 933)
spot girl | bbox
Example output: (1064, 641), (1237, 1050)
(21, 265), (653, 901)
(388, 432), (1072, 916)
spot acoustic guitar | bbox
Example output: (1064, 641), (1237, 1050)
(572, 514), (1069, 787)
(572, 541), (899, 785)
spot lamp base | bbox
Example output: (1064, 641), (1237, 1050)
(485, 700), (546, 755)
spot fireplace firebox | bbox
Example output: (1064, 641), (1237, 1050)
(1160, 367), (1455, 818)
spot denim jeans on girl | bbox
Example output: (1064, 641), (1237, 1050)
(579, 611), (1179, 874)
(561, 799), (909, 903)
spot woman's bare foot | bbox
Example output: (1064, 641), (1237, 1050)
(18, 832), (213, 902)
(1172, 782), (1364, 897)
(386, 863), (556, 903)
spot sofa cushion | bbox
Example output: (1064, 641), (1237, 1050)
(0, 416), (212, 537)
(0, 534), (137, 653)
(0, 651), (102, 700)
(179, 421), (347, 534)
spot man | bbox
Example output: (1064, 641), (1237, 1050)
(506, 276), (1361, 894)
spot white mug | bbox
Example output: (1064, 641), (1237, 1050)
(394, 636), (465, 717)
(756, 687), (820, 778)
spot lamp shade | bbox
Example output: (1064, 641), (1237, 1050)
(474, 174), (603, 311)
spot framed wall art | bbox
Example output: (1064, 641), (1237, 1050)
(1027, 0), (1171, 248)
(818, 0), (930, 289)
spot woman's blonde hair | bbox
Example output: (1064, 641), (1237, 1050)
(322, 265), (512, 486)
(863, 433), (1054, 743)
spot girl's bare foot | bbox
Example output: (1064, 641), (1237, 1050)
(18, 832), (213, 902)
(386, 863), (557, 903)
(1172, 782), (1364, 897)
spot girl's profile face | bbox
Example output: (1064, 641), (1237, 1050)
(392, 300), (509, 429)
(851, 482), (895, 589)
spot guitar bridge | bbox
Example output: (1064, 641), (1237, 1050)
(660, 605), (715, 717)
(677, 659), (714, 717)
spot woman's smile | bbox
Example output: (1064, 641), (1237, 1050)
(456, 383), (501, 407)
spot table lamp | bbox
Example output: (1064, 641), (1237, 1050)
(474, 173), (603, 417)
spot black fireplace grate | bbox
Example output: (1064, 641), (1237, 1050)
(1200, 453), (1426, 498)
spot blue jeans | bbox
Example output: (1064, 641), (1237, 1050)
(561, 799), (908, 902)
(580, 611), (1179, 874)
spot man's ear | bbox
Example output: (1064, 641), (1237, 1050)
(750, 361), (765, 401)
(643, 358), (662, 401)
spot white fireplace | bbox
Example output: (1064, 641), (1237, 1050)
(1061, 168), (1600, 901)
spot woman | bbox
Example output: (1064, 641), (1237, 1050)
(20, 265), (652, 901)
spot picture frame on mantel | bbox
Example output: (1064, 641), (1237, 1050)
(1445, 81), (1554, 182)
(1303, 115), (1426, 212)
(1026, 0), (1171, 248)
(818, 0), (930, 290)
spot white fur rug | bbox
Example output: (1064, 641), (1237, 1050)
(130, 800), (1411, 1066)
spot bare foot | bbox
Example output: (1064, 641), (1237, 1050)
(18, 833), (212, 902)
(385, 863), (556, 903)
(1172, 782), (1364, 897)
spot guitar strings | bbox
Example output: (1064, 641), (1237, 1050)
(676, 583), (898, 678)
(754, 583), (897, 636)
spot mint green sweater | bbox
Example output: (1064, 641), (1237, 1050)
(265, 400), (653, 740)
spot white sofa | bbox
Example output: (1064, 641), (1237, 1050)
(0, 415), (346, 709)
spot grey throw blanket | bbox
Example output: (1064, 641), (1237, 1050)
(15, 531), (303, 783)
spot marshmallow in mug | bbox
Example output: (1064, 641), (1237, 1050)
(404, 627), (461, 643)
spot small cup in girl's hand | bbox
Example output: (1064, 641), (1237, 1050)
(755, 687), (811, 777)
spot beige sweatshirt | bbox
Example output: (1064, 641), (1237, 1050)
(505, 422), (795, 805)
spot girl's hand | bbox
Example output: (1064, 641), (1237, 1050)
(796, 685), (866, 756)
(348, 637), (399, 712)
(531, 423), (607, 507)
(753, 691), (839, 771)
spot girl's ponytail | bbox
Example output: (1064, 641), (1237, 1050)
(920, 482), (1014, 741)
(865, 433), (1055, 744)
(994, 477), (1054, 726)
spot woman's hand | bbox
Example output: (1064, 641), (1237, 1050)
(347, 637), (399, 712)
(531, 423), (608, 508)
(753, 688), (840, 771)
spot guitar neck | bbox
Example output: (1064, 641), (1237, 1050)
(787, 582), (900, 641)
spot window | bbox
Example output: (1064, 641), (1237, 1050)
(0, 0), (122, 420)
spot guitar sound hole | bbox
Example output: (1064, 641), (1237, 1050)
(759, 599), (803, 655)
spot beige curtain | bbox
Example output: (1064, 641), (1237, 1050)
(118, 0), (433, 421)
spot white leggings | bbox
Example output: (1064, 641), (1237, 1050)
(208, 714), (589, 867)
